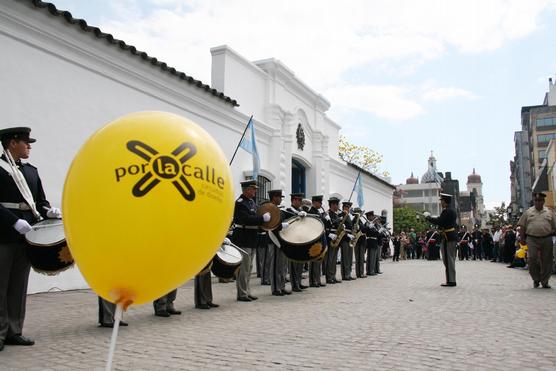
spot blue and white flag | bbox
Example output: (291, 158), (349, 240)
(239, 117), (260, 180)
(355, 172), (364, 207)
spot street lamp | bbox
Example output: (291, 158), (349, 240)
(506, 206), (513, 223)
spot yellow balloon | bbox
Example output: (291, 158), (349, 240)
(63, 111), (233, 307)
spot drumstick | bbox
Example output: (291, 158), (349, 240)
(222, 240), (248, 255)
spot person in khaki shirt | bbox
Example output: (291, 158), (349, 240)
(517, 192), (556, 289)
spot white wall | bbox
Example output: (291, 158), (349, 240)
(1, 1), (394, 293)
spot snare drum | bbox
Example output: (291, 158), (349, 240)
(25, 219), (74, 275)
(211, 244), (242, 279)
(279, 215), (325, 262)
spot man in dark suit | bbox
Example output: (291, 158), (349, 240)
(0, 127), (61, 350)
(232, 180), (270, 302)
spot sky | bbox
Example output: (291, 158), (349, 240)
(51, 0), (556, 209)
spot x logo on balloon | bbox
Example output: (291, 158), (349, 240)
(126, 140), (197, 201)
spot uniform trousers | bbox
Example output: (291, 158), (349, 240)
(366, 239), (378, 275)
(354, 238), (366, 277)
(194, 271), (213, 307)
(325, 244), (339, 282)
(289, 261), (304, 290)
(526, 236), (554, 285)
(153, 289), (178, 313)
(441, 240), (457, 284)
(259, 246), (272, 285)
(340, 239), (353, 280)
(309, 260), (322, 286)
(0, 241), (31, 341)
(236, 247), (255, 299)
(98, 297), (116, 325)
(269, 244), (287, 293)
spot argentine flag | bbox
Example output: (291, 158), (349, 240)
(239, 117), (260, 180)
(355, 172), (364, 207)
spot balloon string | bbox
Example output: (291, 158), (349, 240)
(105, 303), (123, 371)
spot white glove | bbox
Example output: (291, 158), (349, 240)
(423, 211), (431, 218)
(281, 222), (289, 229)
(262, 212), (271, 222)
(298, 211), (307, 217)
(13, 219), (32, 234)
(46, 207), (62, 219)
(325, 214), (331, 221)
(328, 233), (337, 240)
(348, 234), (354, 240)
(223, 237), (231, 245)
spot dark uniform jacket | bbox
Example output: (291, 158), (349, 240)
(231, 195), (264, 249)
(427, 208), (458, 242)
(363, 219), (379, 249)
(336, 211), (353, 244)
(0, 156), (50, 243)
(457, 231), (470, 245)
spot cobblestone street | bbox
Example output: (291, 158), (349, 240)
(2, 260), (556, 370)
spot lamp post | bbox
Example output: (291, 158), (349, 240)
(506, 206), (513, 224)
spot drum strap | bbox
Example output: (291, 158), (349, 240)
(267, 231), (281, 248)
(0, 154), (41, 220)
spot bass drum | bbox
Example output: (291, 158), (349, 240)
(211, 244), (243, 279)
(279, 216), (325, 262)
(25, 219), (74, 275)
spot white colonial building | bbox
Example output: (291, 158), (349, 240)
(0, 0), (394, 293)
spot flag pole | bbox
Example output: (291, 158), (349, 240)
(229, 115), (253, 166)
(348, 170), (362, 202)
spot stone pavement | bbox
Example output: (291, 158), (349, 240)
(2, 260), (556, 370)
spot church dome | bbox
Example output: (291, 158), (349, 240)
(467, 168), (482, 184)
(421, 151), (443, 184)
(406, 172), (418, 184)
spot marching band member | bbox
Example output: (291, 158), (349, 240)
(339, 201), (354, 281)
(0, 127), (60, 350)
(232, 180), (270, 302)
(287, 193), (308, 292)
(308, 195), (327, 287)
(194, 268), (219, 309)
(325, 197), (342, 284)
(364, 211), (378, 276)
(352, 207), (366, 279)
(266, 190), (291, 296)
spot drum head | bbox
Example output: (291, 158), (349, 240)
(279, 216), (324, 245)
(216, 244), (242, 264)
(25, 219), (65, 246)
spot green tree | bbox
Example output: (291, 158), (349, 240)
(393, 206), (428, 234)
(487, 202), (507, 227)
(338, 135), (389, 177)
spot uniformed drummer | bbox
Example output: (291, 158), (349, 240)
(0, 127), (61, 350)
(287, 193), (309, 292)
(232, 180), (270, 302)
(194, 263), (219, 309)
(308, 195), (327, 287)
(266, 189), (291, 296)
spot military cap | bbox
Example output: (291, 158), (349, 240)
(290, 193), (304, 199)
(353, 207), (362, 214)
(342, 201), (353, 207)
(240, 179), (258, 189)
(439, 193), (452, 203)
(311, 195), (324, 202)
(268, 189), (284, 198)
(533, 192), (546, 199)
(0, 127), (36, 144)
(328, 196), (340, 204)
(365, 210), (375, 217)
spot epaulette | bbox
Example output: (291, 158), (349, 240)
(237, 197), (244, 203)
